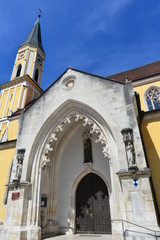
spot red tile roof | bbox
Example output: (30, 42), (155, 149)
(107, 61), (160, 83)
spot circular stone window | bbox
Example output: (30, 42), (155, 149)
(62, 75), (76, 90)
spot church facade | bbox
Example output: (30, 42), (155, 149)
(0, 16), (160, 240)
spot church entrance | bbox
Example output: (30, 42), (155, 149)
(76, 173), (111, 234)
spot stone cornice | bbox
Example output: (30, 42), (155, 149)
(141, 109), (160, 121)
(0, 75), (43, 93)
(116, 167), (151, 180)
(0, 140), (17, 150)
(133, 75), (160, 87)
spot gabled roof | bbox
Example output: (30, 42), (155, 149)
(107, 61), (160, 83)
(10, 67), (125, 116)
(19, 15), (45, 54)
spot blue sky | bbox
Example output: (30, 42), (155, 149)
(0, 0), (160, 90)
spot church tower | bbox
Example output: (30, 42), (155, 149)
(0, 15), (44, 222)
(0, 15), (44, 122)
(11, 14), (45, 86)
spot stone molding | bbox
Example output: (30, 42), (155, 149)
(0, 139), (16, 150)
(84, 162), (93, 173)
(116, 167), (151, 180)
(6, 180), (32, 190)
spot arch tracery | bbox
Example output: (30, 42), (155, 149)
(40, 112), (110, 168)
(145, 86), (160, 110)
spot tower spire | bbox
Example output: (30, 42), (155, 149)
(19, 15), (45, 54)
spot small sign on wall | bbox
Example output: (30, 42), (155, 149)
(12, 192), (20, 200)
(41, 196), (47, 207)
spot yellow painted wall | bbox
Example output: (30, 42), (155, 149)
(0, 90), (9, 118)
(134, 80), (160, 215)
(26, 87), (33, 105)
(0, 119), (18, 141)
(134, 81), (160, 111)
(8, 120), (18, 140)
(4, 88), (15, 117)
(141, 119), (160, 214)
(0, 147), (16, 221)
(12, 86), (21, 111)
(0, 120), (18, 141)
(11, 51), (26, 80)
(0, 122), (7, 139)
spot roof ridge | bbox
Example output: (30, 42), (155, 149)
(107, 60), (160, 82)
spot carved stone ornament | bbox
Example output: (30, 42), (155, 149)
(62, 75), (76, 90)
(121, 128), (136, 168)
(14, 149), (25, 181)
(10, 149), (26, 189)
(121, 128), (133, 143)
(83, 131), (93, 164)
(84, 162), (93, 173)
(40, 113), (110, 168)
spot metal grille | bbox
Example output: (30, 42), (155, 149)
(76, 173), (111, 234)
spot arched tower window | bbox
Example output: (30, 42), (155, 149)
(34, 68), (39, 82)
(145, 88), (160, 111)
(16, 64), (22, 77)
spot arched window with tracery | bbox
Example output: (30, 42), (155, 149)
(34, 68), (39, 82)
(146, 88), (160, 111)
(16, 64), (22, 77)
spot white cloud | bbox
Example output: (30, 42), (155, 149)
(80, 0), (134, 35)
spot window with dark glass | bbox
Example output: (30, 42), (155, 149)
(16, 64), (22, 77)
(34, 69), (39, 82)
(146, 88), (160, 110)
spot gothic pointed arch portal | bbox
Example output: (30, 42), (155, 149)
(27, 104), (119, 236)
(76, 173), (111, 233)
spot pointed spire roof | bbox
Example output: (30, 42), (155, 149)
(19, 14), (45, 54)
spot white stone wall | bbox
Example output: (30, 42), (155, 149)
(1, 68), (159, 239)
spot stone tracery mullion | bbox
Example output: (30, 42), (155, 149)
(40, 113), (110, 168)
(146, 88), (160, 101)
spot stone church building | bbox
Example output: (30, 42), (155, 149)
(0, 15), (160, 240)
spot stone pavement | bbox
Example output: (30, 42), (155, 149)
(44, 234), (113, 240)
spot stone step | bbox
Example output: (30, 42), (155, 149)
(43, 234), (114, 240)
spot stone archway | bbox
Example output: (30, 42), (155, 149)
(76, 173), (111, 234)
(26, 103), (121, 237)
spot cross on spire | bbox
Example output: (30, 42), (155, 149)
(38, 9), (42, 18)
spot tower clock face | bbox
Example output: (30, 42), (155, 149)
(37, 56), (42, 65)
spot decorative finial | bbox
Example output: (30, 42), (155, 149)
(38, 9), (41, 18)
(125, 76), (128, 83)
